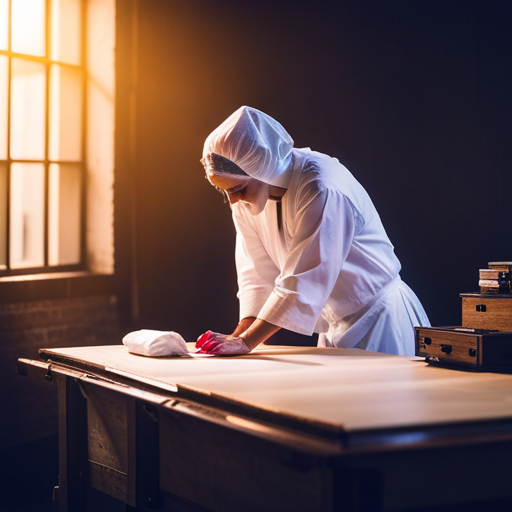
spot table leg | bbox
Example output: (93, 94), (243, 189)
(57, 375), (88, 512)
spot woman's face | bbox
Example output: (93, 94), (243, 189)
(208, 173), (270, 215)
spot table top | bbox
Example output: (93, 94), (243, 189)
(37, 343), (512, 442)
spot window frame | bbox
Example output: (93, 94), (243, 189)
(0, 0), (88, 278)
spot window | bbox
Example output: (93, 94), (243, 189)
(0, 0), (114, 279)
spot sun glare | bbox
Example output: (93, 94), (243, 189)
(11, 0), (46, 57)
(0, 0), (8, 50)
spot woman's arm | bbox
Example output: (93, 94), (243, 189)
(231, 316), (256, 337)
(237, 317), (281, 350)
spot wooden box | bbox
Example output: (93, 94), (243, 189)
(461, 293), (512, 331)
(415, 326), (512, 369)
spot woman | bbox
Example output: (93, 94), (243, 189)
(196, 106), (429, 356)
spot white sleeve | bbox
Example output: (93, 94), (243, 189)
(233, 209), (280, 321)
(258, 182), (357, 335)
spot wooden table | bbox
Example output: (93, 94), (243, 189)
(18, 344), (512, 512)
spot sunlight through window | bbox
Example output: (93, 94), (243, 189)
(0, 0), (8, 51)
(49, 163), (81, 265)
(1, 0), (86, 273)
(49, 64), (82, 161)
(51, 0), (81, 65)
(10, 163), (45, 268)
(10, 59), (46, 160)
(0, 0), (114, 276)
(0, 56), (7, 159)
(11, 0), (46, 57)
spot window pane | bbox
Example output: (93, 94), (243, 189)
(51, 0), (81, 65)
(49, 163), (81, 265)
(10, 59), (46, 160)
(49, 64), (82, 161)
(11, 0), (46, 57)
(10, 163), (45, 268)
(0, 0), (8, 50)
(0, 55), (7, 159)
(0, 163), (6, 268)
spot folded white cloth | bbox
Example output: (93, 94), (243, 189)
(122, 329), (189, 357)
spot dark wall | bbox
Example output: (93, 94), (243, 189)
(0, 294), (121, 510)
(0, 295), (121, 450)
(116, 0), (512, 341)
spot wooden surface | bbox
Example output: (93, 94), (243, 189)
(39, 344), (512, 436)
(416, 327), (479, 365)
(461, 295), (512, 331)
(22, 344), (512, 511)
(416, 326), (512, 368)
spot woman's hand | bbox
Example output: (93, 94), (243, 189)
(195, 331), (251, 355)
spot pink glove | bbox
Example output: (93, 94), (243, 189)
(195, 330), (250, 355)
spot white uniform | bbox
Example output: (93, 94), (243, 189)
(203, 106), (430, 356)
(232, 148), (430, 356)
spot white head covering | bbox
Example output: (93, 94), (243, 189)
(203, 106), (294, 188)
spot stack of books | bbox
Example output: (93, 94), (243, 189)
(479, 261), (512, 294)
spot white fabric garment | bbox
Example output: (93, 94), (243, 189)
(232, 147), (430, 356)
(205, 107), (430, 356)
(203, 106), (294, 188)
(122, 329), (189, 357)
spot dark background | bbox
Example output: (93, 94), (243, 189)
(116, 0), (512, 342)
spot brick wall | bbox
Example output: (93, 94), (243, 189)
(0, 294), (122, 450)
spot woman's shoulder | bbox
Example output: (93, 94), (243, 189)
(293, 148), (350, 194)
(291, 149), (373, 220)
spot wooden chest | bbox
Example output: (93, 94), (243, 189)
(415, 326), (512, 369)
(461, 293), (512, 331)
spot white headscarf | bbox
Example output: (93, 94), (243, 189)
(203, 106), (294, 188)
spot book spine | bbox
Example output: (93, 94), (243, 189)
(488, 264), (512, 272)
(479, 280), (511, 294)
(479, 269), (509, 280)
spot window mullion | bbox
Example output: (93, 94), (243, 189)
(43, 0), (51, 267)
(5, 0), (11, 271)
(80, 0), (86, 268)
(7, 0), (10, 52)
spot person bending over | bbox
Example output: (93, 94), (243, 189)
(196, 106), (429, 356)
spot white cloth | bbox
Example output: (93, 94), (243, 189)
(203, 106), (294, 188)
(233, 148), (430, 356)
(122, 329), (189, 357)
